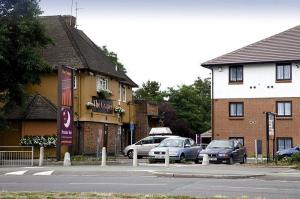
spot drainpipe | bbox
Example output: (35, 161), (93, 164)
(210, 67), (214, 140)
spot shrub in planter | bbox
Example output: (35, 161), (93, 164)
(20, 135), (57, 148)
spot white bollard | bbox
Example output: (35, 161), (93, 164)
(133, 146), (138, 167)
(38, 146), (44, 167)
(63, 152), (71, 166)
(101, 147), (107, 166)
(165, 149), (170, 167)
(202, 154), (209, 166)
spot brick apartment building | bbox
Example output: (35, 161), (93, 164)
(202, 25), (300, 155)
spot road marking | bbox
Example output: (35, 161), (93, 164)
(5, 170), (28, 175)
(69, 182), (167, 186)
(33, 170), (54, 176)
(212, 185), (300, 192)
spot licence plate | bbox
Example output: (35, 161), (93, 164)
(155, 155), (164, 159)
(209, 157), (217, 161)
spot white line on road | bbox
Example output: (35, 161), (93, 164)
(212, 185), (300, 192)
(4, 170), (28, 175)
(69, 182), (167, 186)
(33, 171), (54, 176)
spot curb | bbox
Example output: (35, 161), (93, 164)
(149, 171), (266, 179)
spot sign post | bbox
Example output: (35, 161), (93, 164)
(130, 122), (134, 145)
(266, 112), (276, 163)
(57, 65), (74, 161)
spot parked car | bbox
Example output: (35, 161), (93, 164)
(198, 139), (247, 164)
(148, 137), (202, 163)
(122, 135), (177, 159)
(276, 146), (300, 158)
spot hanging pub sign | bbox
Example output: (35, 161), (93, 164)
(92, 96), (113, 114)
(57, 65), (74, 146)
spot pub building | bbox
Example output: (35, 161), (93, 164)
(0, 15), (159, 158)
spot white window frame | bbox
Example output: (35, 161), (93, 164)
(96, 75), (108, 91)
(73, 75), (77, 90)
(122, 85), (126, 102)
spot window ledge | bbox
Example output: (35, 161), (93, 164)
(229, 117), (244, 120)
(276, 80), (292, 83)
(229, 82), (243, 85)
(276, 117), (293, 120)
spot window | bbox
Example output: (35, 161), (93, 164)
(229, 137), (244, 146)
(119, 83), (126, 102)
(96, 76), (108, 91)
(73, 75), (77, 89)
(154, 137), (165, 144)
(276, 63), (291, 81)
(229, 65), (243, 83)
(141, 137), (153, 145)
(277, 138), (292, 151)
(276, 101), (292, 117)
(229, 102), (244, 117)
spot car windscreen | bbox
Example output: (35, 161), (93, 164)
(158, 139), (184, 148)
(207, 140), (234, 149)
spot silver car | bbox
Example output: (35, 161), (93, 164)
(122, 135), (177, 159)
(148, 137), (202, 163)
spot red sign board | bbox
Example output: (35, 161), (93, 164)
(58, 66), (73, 145)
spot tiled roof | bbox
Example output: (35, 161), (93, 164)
(202, 25), (300, 67)
(40, 15), (138, 87)
(7, 95), (57, 120)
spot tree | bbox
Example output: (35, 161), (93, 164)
(167, 78), (211, 134)
(134, 80), (166, 102)
(0, 0), (52, 129)
(158, 102), (194, 137)
(100, 45), (127, 74)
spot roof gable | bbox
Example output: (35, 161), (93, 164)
(202, 25), (300, 67)
(7, 95), (57, 120)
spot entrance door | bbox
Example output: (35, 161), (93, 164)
(103, 124), (108, 148)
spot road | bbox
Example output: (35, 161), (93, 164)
(0, 167), (300, 199)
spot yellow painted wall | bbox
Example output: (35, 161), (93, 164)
(25, 71), (135, 125)
(26, 73), (58, 105)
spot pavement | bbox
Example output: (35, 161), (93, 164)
(2, 158), (300, 181)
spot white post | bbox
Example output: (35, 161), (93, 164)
(133, 145), (138, 167)
(101, 147), (106, 166)
(63, 152), (71, 166)
(38, 146), (44, 167)
(202, 154), (209, 166)
(165, 149), (169, 167)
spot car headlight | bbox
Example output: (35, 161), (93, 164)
(218, 153), (229, 157)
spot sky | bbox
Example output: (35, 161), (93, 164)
(40, 0), (300, 89)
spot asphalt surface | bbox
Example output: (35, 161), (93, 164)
(0, 163), (300, 198)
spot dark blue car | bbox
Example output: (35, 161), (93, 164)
(276, 146), (300, 158)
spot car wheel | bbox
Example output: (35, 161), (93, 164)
(127, 150), (133, 159)
(194, 158), (199, 164)
(241, 156), (247, 164)
(179, 154), (186, 163)
(228, 157), (233, 165)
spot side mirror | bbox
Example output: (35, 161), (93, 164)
(185, 144), (191, 148)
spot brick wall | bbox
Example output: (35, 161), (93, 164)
(82, 122), (120, 155)
(213, 98), (300, 156)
